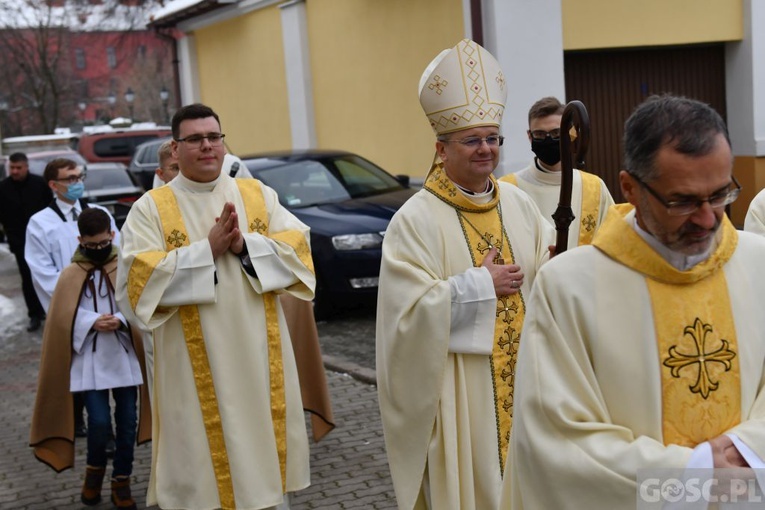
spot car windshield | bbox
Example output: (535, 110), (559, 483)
(257, 155), (403, 208)
(84, 169), (133, 190)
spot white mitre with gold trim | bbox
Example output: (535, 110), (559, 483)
(419, 39), (507, 136)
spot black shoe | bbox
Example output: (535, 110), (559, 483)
(75, 424), (88, 438)
(26, 317), (41, 332)
(105, 436), (116, 459)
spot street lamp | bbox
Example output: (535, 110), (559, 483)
(159, 85), (170, 124)
(78, 101), (87, 124)
(124, 87), (135, 121)
(107, 91), (116, 119)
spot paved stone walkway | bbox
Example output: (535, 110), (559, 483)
(0, 244), (397, 509)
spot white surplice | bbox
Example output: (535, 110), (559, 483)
(376, 179), (554, 510)
(116, 172), (315, 510)
(70, 267), (143, 392)
(501, 160), (614, 250)
(25, 198), (119, 311)
(744, 186), (765, 236)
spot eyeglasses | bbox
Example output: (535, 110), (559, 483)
(81, 239), (112, 250)
(175, 133), (226, 148)
(441, 135), (504, 148)
(56, 173), (86, 184)
(530, 129), (561, 141)
(629, 173), (741, 216)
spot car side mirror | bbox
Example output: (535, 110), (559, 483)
(395, 174), (410, 188)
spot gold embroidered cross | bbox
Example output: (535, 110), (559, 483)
(583, 214), (596, 232)
(166, 229), (187, 248)
(428, 75), (448, 95)
(497, 328), (519, 353)
(496, 297), (519, 323)
(249, 218), (267, 234)
(663, 318), (737, 399)
(436, 176), (457, 197)
(477, 233), (502, 257)
(500, 366), (515, 382)
(496, 71), (506, 90)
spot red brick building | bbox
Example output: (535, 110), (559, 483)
(0, 0), (177, 136)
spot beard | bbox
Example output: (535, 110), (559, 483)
(638, 197), (722, 256)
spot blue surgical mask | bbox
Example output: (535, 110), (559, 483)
(63, 182), (85, 201)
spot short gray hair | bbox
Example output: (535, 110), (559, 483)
(623, 95), (730, 181)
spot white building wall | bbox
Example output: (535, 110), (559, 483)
(279, 0), (317, 149)
(177, 34), (201, 105)
(725, 0), (765, 157)
(482, 0), (566, 176)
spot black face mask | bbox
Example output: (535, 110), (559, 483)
(81, 243), (112, 264)
(531, 137), (561, 166)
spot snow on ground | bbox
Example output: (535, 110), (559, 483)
(0, 243), (25, 339)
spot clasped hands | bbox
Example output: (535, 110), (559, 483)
(92, 314), (122, 332)
(208, 202), (245, 260)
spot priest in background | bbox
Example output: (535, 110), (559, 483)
(499, 96), (614, 248)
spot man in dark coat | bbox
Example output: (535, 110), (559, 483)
(0, 152), (51, 331)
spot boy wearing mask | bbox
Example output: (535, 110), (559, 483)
(500, 96), (615, 249)
(30, 208), (150, 510)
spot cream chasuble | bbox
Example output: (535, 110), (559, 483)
(502, 204), (765, 510)
(744, 187), (765, 236)
(116, 173), (315, 510)
(499, 162), (614, 248)
(376, 166), (553, 510)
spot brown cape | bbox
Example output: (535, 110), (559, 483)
(29, 257), (152, 472)
(280, 294), (335, 441)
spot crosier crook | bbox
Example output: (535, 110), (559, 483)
(552, 100), (591, 255)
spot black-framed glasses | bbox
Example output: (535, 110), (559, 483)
(530, 129), (561, 141)
(81, 239), (112, 250)
(55, 173), (86, 184)
(442, 135), (504, 148)
(175, 133), (226, 148)
(629, 172), (741, 216)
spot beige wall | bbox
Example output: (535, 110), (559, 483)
(305, 0), (464, 177)
(193, 6), (291, 156)
(732, 156), (765, 228)
(562, 0), (743, 50)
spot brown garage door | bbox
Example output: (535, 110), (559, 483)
(564, 44), (726, 202)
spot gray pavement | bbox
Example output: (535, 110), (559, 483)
(0, 244), (396, 509)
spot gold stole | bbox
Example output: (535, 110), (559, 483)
(130, 180), (292, 507)
(577, 171), (602, 245)
(499, 170), (602, 246)
(424, 164), (524, 473)
(593, 204), (741, 447)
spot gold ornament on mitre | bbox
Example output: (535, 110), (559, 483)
(418, 39), (507, 136)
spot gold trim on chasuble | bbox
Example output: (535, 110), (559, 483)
(592, 204), (741, 447)
(500, 173), (518, 186)
(146, 185), (236, 508)
(648, 275), (740, 447)
(500, 171), (602, 246)
(235, 179), (290, 491)
(577, 171), (602, 246)
(424, 166), (525, 473)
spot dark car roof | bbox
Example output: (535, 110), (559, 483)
(241, 150), (356, 167)
(241, 150), (415, 236)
